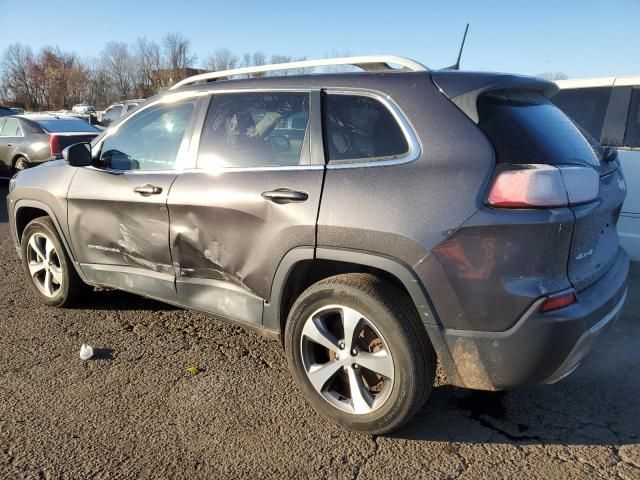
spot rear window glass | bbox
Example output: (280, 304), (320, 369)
(35, 119), (100, 133)
(624, 89), (640, 148)
(478, 90), (602, 168)
(551, 87), (611, 140)
(323, 94), (408, 163)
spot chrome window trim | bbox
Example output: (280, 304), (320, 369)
(323, 89), (422, 169)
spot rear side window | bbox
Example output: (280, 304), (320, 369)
(552, 87), (612, 140)
(478, 90), (602, 168)
(0, 118), (21, 136)
(323, 94), (408, 163)
(624, 89), (640, 148)
(198, 92), (310, 168)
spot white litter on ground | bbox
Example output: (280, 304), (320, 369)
(79, 344), (94, 361)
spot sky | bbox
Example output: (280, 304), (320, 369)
(0, 0), (639, 79)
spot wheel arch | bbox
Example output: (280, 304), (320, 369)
(13, 200), (86, 281)
(264, 247), (440, 339)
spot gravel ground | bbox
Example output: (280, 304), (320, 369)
(1, 181), (639, 479)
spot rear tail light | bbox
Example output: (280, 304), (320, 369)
(540, 290), (576, 313)
(49, 134), (62, 159)
(486, 164), (599, 208)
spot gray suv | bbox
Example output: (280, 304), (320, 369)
(6, 56), (629, 434)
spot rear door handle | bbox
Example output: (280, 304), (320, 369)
(6, 142), (13, 147)
(133, 184), (163, 195)
(261, 189), (309, 204)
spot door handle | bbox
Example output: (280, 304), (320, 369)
(133, 184), (163, 195)
(6, 142), (13, 147)
(261, 188), (309, 204)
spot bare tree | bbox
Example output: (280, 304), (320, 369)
(0, 43), (36, 109)
(204, 48), (239, 72)
(134, 37), (163, 97)
(100, 42), (135, 99)
(162, 33), (197, 70)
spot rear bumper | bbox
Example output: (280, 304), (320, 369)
(427, 247), (629, 390)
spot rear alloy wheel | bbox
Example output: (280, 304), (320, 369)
(285, 273), (436, 434)
(300, 305), (395, 415)
(13, 156), (29, 173)
(21, 216), (87, 307)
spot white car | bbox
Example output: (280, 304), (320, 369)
(554, 76), (640, 260)
(71, 104), (96, 114)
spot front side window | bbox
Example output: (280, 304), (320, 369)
(551, 87), (612, 141)
(98, 101), (195, 171)
(0, 118), (21, 137)
(624, 89), (640, 148)
(198, 92), (310, 169)
(323, 94), (409, 163)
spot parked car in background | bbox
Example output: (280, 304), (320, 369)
(0, 114), (100, 177)
(10, 107), (25, 115)
(0, 106), (15, 117)
(72, 104), (96, 115)
(554, 76), (640, 260)
(7, 56), (629, 434)
(97, 99), (145, 128)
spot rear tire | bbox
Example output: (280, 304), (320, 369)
(21, 216), (86, 307)
(284, 273), (436, 434)
(13, 156), (29, 173)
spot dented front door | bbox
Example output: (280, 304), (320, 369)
(67, 168), (178, 300)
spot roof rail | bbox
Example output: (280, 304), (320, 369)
(169, 55), (428, 90)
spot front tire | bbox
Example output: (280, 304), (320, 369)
(285, 273), (436, 434)
(21, 216), (86, 307)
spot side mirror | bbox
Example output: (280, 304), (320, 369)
(62, 142), (92, 167)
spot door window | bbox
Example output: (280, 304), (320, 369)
(323, 94), (408, 163)
(198, 92), (310, 168)
(0, 118), (22, 137)
(624, 89), (640, 148)
(98, 100), (195, 171)
(551, 87), (612, 140)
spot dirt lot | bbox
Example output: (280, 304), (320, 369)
(0, 181), (639, 479)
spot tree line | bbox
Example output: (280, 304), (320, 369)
(0, 33), (307, 111)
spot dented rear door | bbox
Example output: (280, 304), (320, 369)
(167, 90), (324, 327)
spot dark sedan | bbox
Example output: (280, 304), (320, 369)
(0, 114), (100, 177)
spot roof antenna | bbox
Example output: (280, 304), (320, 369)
(447, 23), (469, 70)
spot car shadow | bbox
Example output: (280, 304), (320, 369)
(391, 263), (640, 447)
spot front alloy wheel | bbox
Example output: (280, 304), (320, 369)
(26, 232), (63, 298)
(21, 216), (88, 307)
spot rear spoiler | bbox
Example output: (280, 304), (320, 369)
(431, 71), (558, 123)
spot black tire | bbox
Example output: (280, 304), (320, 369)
(13, 156), (29, 173)
(20, 216), (87, 307)
(284, 273), (436, 434)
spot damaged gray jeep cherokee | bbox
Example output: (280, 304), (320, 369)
(7, 56), (629, 434)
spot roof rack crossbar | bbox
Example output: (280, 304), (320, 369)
(169, 55), (428, 90)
